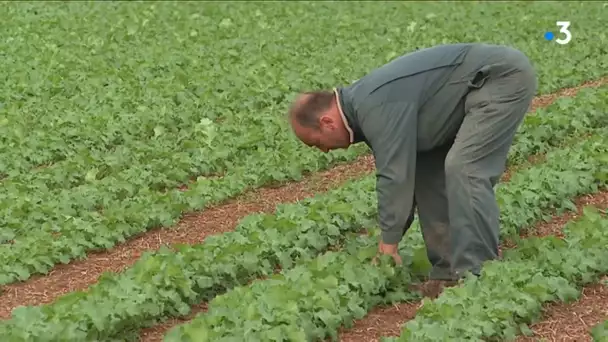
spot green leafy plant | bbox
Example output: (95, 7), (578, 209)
(592, 319), (608, 341)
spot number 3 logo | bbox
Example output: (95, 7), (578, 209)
(556, 21), (572, 45)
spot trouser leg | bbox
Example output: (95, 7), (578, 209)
(445, 48), (537, 278)
(414, 143), (454, 280)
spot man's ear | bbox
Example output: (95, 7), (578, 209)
(319, 115), (334, 128)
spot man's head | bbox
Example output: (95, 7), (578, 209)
(287, 90), (351, 153)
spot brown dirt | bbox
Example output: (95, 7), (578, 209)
(139, 303), (208, 342)
(527, 77), (607, 113)
(517, 276), (608, 342)
(520, 191), (608, 240)
(337, 189), (608, 342)
(339, 303), (423, 342)
(0, 78), (604, 328)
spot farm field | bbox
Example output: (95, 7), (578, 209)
(1, 1), (607, 342)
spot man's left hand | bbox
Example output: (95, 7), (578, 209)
(377, 240), (402, 265)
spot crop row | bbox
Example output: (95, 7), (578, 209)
(162, 132), (608, 341)
(166, 232), (422, 342)
(385, 206), (608, 341)
(0, 129), (362, 240)
(1, 85), (606, 286)
(1, 128), (605, 341)
(1, 2), (606, 177)
(593, 319), (608, 341)
(0, 112), (362, 195)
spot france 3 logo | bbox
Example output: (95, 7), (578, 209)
(544, 21), (572, 45)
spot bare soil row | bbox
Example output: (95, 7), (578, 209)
(517, 276), (608, 342)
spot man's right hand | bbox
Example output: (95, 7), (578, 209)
(377, 239), (403, 265)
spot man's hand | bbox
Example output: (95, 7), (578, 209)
(377, 240), (403, 265)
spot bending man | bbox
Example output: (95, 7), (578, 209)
(287, 43), (537, 281)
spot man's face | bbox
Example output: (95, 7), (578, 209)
(291, 115), (349, 153)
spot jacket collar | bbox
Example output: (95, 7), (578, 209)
(333, 87), (366, 144)
(333, 87), (354, 143)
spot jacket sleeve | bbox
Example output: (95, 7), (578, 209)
(359, 101), (417, 244)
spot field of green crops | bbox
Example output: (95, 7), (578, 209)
(0, 1), (607, 341)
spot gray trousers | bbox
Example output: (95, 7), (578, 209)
(403, 46), (537, 280)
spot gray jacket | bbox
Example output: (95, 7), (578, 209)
(334, 43), (496, 243)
